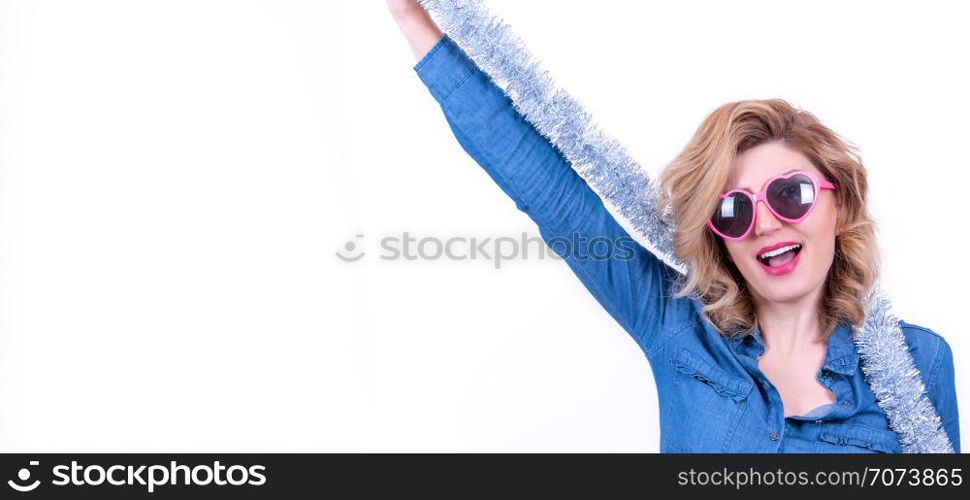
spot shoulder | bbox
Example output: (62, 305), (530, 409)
(898, 319), (955, 391)
(894, 320), (960, 452)
(899, 319), (948, 345)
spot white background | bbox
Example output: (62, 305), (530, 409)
(1, 0), (967, 452)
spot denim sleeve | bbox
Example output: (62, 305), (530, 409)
(926, 338), (960, 452)
(413, 34), (689, 351)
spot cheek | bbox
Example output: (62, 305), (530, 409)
(810, 200), (840, 238)
(723, 243), (753, 269)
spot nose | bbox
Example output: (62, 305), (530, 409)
(753, 199), (782, 237)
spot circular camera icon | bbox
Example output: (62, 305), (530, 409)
(7, 461), (41, 492)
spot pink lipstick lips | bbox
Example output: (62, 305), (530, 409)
(758, 250), (801, 276)
(756, 241), (803, 276)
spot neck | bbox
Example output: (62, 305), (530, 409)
(751, 281), (827, 356)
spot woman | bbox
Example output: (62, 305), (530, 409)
(386, 0), (959, 453)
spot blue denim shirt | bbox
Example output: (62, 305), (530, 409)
(414, 34), (960, 453)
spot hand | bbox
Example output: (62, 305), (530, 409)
(386, 0), (443, 61)
(386, 0), (423, 20)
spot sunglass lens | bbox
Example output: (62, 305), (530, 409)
(767, 174), (816, 219)
(710, 193), (753, 238)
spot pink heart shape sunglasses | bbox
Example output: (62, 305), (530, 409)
(706, 170), (837, 241)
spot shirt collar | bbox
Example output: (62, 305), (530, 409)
(731, 318), (859, 376)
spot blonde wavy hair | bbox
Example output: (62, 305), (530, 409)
(657, 99), (880, 341)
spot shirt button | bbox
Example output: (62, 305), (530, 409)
(841, 400), (853, 406)
(769, 432), (780, 441)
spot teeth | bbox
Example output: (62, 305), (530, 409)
(758, 244), (801, 260)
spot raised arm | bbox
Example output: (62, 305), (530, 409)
(387, 1), (693, 352)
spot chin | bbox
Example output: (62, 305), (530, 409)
(753, 282), (814, 304)
(745, 260), (827, 305)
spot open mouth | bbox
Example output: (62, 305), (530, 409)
(757, 243), (803, 267)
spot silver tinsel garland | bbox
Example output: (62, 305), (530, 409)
(417, 0), (954, 453)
